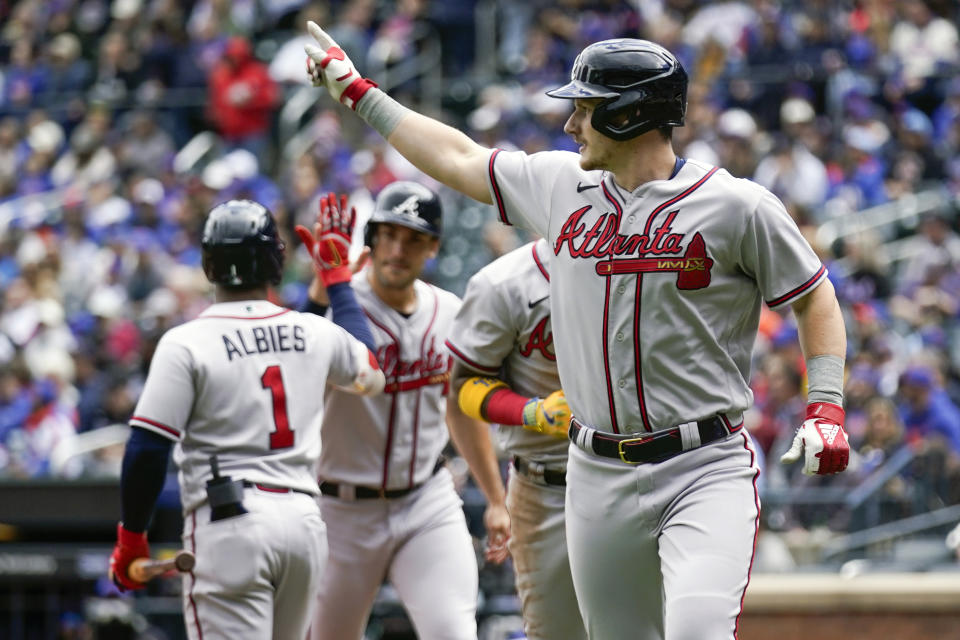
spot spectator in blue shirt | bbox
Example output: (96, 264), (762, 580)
(898, 365), (960, 456)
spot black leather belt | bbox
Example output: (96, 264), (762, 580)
(242, 481), (314, 496)
(569, 415), (735, 464)
(512, 456), (566, 486)
(320, 457), (445, 500)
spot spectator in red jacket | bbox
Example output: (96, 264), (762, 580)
(207, 36), (278, 160)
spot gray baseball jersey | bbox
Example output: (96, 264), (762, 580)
(445, 239), (567, 465)
(130, 299), (367, 511)
(318, 272), (461, 488)
(487, 152), (826, 433)
(130, 298), (373, 639)
(312, 271), (479, 639)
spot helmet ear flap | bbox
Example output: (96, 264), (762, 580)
(364, 222), (378, 248)
(592, 90), (650, 141)
(259, 241), (285, 285)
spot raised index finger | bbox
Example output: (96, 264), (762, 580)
(307, 20), (336, 51)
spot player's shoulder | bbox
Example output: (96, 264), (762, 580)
(498, 148), (590, 176)
(541, 149), (598, 179)
(150, 314), (212, 359)
(417, 278), (462, 309)
(279, 306), (329, 330)
(169, 300), (315, 335)
(471, 240), (547, 288)
(683, 158), (768, 208)
(426, 280), (461, 307)
(155, 321), (192, 348)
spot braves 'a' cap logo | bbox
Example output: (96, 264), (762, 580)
(392, 195), (421, 218)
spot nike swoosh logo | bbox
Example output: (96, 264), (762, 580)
(528, 295), (549, 308)
(576, 182), (598, 193)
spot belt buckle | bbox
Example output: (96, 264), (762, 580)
(616, 434), (655, 464)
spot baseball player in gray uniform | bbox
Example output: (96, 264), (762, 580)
(305, 182), (501, 640)
(110, 199), (384, 640)
(446, 238), (588, 640)
(302, 27), (850, 639)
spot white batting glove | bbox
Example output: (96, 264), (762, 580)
(304, 20), (377, 109)
(780, 402), (850, 475)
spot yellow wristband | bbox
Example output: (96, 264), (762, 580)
(458, 377), (507, 421)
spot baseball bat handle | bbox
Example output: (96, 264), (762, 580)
(128, 550), (196, 583)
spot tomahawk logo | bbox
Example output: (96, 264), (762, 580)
(592, 232), (714, 290)
(817, 423), (840, 445)
(392, 195), (421, 218)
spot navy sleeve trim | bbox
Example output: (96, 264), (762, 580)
(766, 265), (827, 308)
(488, 149), (512, 226)
(445, 339), (500, 374)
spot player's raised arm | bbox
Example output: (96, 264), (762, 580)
(303, 21), (493, 205)
(296, 192), (384, 396)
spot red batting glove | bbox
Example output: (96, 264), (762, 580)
(109, 522), (150, 591)
(295, 192), (356, 288)
(779, 402), (850, 475)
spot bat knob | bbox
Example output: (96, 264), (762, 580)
(175, 551), (196, 572)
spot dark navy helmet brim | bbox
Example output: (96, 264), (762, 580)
(546, 80), (620, 99)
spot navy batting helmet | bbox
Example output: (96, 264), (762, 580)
(201, 199), (285, 288)
(364, 181), (442, 247)
(546, 38), (687, 141)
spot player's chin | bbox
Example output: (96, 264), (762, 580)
(379, 267), (415, 288)
(578, 152), (602, 172)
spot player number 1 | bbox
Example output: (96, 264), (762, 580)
(261, 365), (294, 449)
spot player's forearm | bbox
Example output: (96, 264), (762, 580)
(355, 89), (493, 204)
(445, 403), (506, 506)
(326, 282), (376, 353)
(792, 278), (847, 405)
(305, 24), (494, 205)
(306, 277), (329, 307)
(119, 428), (172, 532)
(792, 278), (846, 360)
(384, 109), (494, 205)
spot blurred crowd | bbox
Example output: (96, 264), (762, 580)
(1, 0), (960, 540)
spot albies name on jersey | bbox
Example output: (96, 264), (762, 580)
(222, 323), (307, 361)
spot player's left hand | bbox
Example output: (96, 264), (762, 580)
(522, 390), (572, 439)
(780, 402), (849, 475)
(295, 192), (356, 287)
(482, 501), (511, 565)
(304, 21), (377, 109)
(109, 522), (150, 592)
